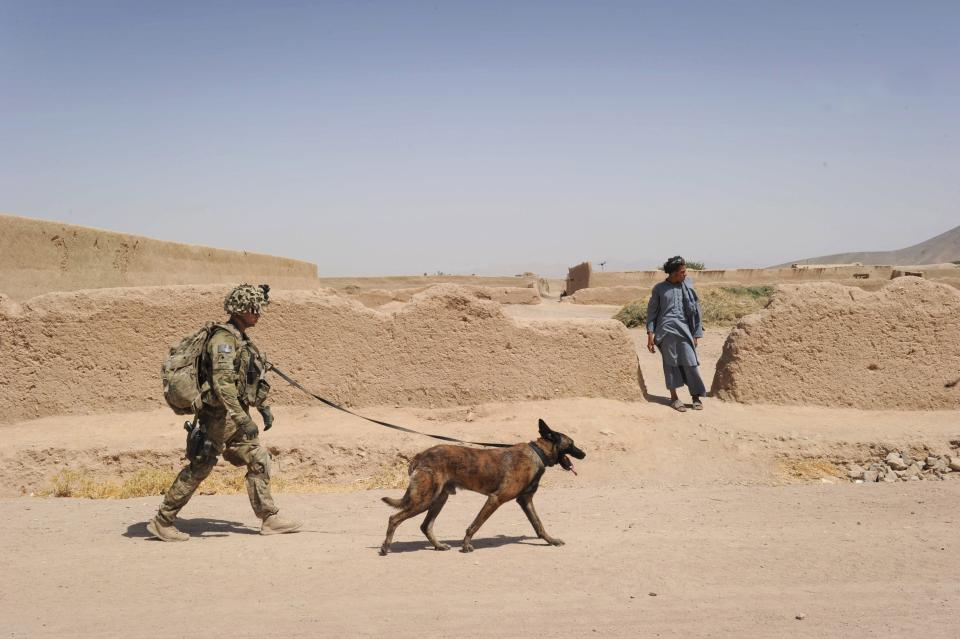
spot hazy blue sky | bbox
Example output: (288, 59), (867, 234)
(2, 1), (957, 276)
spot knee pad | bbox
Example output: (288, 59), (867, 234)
(222, 448), (243, 467)
(190, 456), (217, 480)
(247, 449), (272, 479)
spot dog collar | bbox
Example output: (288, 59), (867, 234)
(528, 442), (551, 467)
(520, 443), (550, 497)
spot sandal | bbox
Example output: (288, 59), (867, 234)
(691, 398), (703, 410)
(670, 399), (687, 412)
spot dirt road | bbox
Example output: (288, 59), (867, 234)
(2, 483), (957, 638)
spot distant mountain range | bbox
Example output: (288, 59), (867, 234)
(778, 224), (960, 267)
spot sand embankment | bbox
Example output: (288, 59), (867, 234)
(589, 265), (960, 288)
(0, 284), (641, 424)
(568, 286), (651, 305)
(711, 278), (960, 410)
(566, 264), (960, 301)
(347, 285), (541, 308)
(0, 214), (320, 300)
(317, 274), (541, 291)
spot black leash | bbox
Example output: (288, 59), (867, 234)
(268, 365), (513, 448)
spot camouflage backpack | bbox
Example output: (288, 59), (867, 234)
(161, 323), (222, 415)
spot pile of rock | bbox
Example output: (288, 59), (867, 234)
(848, 451), (960, 483)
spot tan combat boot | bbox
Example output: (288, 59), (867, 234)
(147, 516), (190, 542)
(260, 513), (303, 535)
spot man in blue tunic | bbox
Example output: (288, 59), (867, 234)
(645, 256), (706, 412)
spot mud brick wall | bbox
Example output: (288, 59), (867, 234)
(0, 284), (642, 424)
(0, 214), (319, 301)
(711, 278), (960, 410)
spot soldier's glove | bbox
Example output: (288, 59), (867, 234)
(258, 405), (274, 431)
(239, 416), (259, 440)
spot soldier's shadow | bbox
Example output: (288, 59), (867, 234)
(125, 518), (259, 539)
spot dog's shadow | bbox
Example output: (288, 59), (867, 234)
(125, 518), (259, 540)
(375, 534), (543, 554)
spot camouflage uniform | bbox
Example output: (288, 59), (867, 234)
(155, 284), (281, 527)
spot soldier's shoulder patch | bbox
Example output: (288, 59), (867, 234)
(217, 344), (233, 354)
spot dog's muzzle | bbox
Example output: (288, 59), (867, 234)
(558, 446), (586, 473)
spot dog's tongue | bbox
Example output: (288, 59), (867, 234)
(563, 456), (578, 476)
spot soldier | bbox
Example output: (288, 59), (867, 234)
(148, 284), (302, 541)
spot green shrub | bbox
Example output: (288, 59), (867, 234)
(686, 260), (705, 271)
(713, 285), (775, 299)
(613, 300), (648, 328)
(614, 285), (775, 329)
(699, 286), (774, 324)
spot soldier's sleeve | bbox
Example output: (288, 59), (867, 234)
(249, 342), (271, 407)
(206, 330), (250, 427)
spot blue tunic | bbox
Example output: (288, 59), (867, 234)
(646, 278), (704, 368)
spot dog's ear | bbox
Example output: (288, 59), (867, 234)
(538, 419), (552, 439)
(538, 419), (561, 443)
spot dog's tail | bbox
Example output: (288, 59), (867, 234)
(381, 495), (407, 509)
(381, 480), (413, 508)
(381, 463), (425, 509)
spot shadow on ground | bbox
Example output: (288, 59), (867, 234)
(125, 517), (258, 539)
(644, 392), (714, 409)
(374, 534), (552, 554)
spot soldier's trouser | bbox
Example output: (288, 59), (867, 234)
(157, 405), (278, 525)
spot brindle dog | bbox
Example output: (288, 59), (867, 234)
(379, 419), (586, 555)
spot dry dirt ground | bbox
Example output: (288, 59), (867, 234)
(2, 301), (959, 637)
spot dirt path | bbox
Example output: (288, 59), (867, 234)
(2, 483), (958, 638)
(4, 393), (959, 498)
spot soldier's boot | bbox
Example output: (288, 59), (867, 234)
(260, 513), (302, 535)
(147, 516), (190, 542)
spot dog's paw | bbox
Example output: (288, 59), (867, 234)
(460, 542), (475, 553)
(435, 543), (451, 551)
(379, 546), (390, 556)
(546, 537), (565, 546)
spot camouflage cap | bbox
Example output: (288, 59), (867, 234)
(224, 283), (270, 315)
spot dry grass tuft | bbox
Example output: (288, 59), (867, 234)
(39, 456), (412, 499)
(42, 468), (179, 499)
(40, 467), (284, 499)
(777, 458), (845, 482)
(357, 456), (411, 490)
